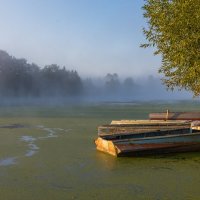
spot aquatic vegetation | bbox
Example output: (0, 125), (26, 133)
(0, 124), (70, 166)
(0, 102), (200, 199)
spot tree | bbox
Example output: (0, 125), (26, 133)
(41, 64), (82, 96)
(141, 0), (200, 96)
(0, 50), (83, 98)
(0, 50), (34, 96)
(104, 73), (120, 93)
(123, 77), (135, 90)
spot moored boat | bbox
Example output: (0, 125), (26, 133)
(95, 120), (200, 157)
(95, 127), (200, 157)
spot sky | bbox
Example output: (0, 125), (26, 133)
(0, 0), (161, 78)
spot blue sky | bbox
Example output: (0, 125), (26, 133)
(0, 0), (161, 78)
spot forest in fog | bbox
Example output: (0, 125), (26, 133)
(0, 50), (191, 104)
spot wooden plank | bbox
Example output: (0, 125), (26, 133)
(98, 126), (190, 136)
(98, 120), (191, 137)
(111, 119), (190, 125)
(149, 112), (200, 120)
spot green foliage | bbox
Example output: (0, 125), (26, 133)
(142, 0), (200, 96)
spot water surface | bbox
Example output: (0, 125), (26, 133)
(0, 101), (200, 199)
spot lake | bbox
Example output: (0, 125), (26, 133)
(0, 100), (200, 200)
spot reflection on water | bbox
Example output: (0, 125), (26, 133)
(37, 125), (58, 139)
(0, 124), (71, 166)
(0, 157), (17, 166)
(21, 135), (39, 157)
(21, 135), (36, 142)
(95, 151), (118, 170)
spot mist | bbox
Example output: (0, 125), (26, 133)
(0, 50), (194, 106)
(81, 74), (193, 102)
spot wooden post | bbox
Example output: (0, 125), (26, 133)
(166, 109), (169, 121)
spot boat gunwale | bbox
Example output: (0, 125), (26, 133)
(110, 119), (191, 125)
(99, 126), (190, 136)
(108, 130), (200, 143)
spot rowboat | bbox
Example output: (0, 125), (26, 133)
(95, 120), (200, 157)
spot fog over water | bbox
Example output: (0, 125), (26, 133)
(0, 76), (193, 106)
(81, 75), (193, 102)
(0, 50), (194, 105)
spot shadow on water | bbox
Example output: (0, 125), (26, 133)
(0, 124), (27, 129)
(95, 149), (200, 171)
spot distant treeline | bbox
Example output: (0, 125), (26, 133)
(0, 50), (82, 97)
(0, 50), (191, 102)
(0, 50), (138, 99)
